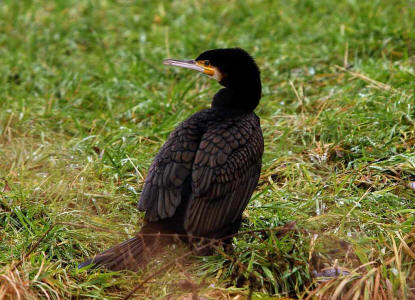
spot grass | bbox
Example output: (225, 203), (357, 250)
(0, 0), (414, 299)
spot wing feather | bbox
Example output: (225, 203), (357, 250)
(138, 114), (204, 221)
(185, 114), (264, 237)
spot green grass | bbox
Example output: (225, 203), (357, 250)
(1, 0), (414, 299)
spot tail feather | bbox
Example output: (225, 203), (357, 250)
(79, 234), (162, 271)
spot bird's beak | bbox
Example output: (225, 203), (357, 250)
(163, 59), (215, 77)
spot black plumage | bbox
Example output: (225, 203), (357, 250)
(79, 48), (264, 271)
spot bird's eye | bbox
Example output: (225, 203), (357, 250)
(204, 60), (210, 66)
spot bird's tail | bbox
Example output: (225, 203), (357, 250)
(78, 226), (169, 271)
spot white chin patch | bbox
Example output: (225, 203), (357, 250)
(212, 67), (223, 81)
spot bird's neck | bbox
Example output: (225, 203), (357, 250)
(211, 82), (261, 113)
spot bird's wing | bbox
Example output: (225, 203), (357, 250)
(184, 117), (263, 236)
(138, 118), (202, 222)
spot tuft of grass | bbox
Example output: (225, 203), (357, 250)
(307, 231), (415, 299)
(1, 0), (415, 298)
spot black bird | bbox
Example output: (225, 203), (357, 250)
(79, 48), (264, 271)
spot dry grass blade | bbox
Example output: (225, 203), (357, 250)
(0, 269), (29, 300)
(334, 65), (401, 94)
(395, 232), (415, 260)
(330, 273), (358, 300)
(373, 268), (381, 300)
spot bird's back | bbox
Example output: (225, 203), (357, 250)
(138, 108), (264, 238)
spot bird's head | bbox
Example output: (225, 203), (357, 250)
(163, 48), (261, 111)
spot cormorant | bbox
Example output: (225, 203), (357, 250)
(79, 48), (264, 271)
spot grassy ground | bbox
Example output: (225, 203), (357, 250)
(1, 0), (415, 299)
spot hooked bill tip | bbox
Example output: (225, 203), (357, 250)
(163, 59), (172, 65)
